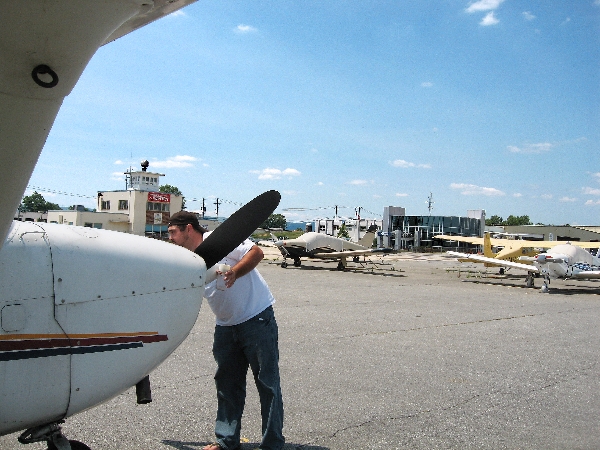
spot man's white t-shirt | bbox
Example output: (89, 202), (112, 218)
(203, 233), (275, 326)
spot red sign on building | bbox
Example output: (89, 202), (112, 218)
(148, 192), (170, 203)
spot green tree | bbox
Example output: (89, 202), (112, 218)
(160, 184), (185, 209)
(336, 223), (350, 239)
(485, 215), (503, 226)
(504, 215), (532, 226)
(260, 214), (286, 230)
(19, 191), (60, 212)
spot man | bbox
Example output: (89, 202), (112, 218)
(167, 211), (285, 450)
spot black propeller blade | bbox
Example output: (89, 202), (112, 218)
(194, 190), (281, 268)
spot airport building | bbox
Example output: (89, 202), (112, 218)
(378, 207), (486, 250)
(493, 225), (600, 242)
(45, 161), (186, 237)
(309, 206), (486, 251)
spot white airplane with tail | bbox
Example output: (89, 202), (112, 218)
(274, 225), (393, 270)
(448, 243), (600, 293)
(0, 1), (281, 449)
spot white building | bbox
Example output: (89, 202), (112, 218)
(47, 161), (183, 237)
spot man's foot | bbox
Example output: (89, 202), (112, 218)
(202, 444), (222, 450)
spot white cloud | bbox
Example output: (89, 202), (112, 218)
(583, 187), (600, 196)
(559, 196), (577, 203)
(151, 155), (198, 168)
(235, 24), (258, 34)
(481, 12), (499, 25)
(522, 11), (536, 21)
(450, 183), (505, 196)
(466, 0), (505, 13)
(513, 193), (523, 197)
(391, 159), (431, 169)
(395, 193), (409, 197)
(111, 171), (125, 181)
(592, 172), (600, 183)
(585, 199), (600, 205)
(250, 167), (301, 180)
(541, 194), (553, 200)
(114, 160), (123, 165)
(508, 142), (553, 154)
(421, 82), (433, 88)
(349, 179), (369, 186)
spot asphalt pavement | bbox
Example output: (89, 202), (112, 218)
(2, 251), (599, 449)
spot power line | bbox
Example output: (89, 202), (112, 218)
(26, 185), (96, 199)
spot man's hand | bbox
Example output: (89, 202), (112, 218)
(221, 245), (264, 288)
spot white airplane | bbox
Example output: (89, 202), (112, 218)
(447, 243), (600, 293)
(275, 225), (393, 270)
(0, 2), (280, 449)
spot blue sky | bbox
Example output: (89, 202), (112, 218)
(28, 0), (600, 225)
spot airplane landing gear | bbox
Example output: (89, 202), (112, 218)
(281, 257), (301, 268)
(540, 276), (550, 293)
(526, 272), (535, 288)
(18, 421), (91, 450)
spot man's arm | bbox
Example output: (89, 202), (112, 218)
(222, 245), (264, 288)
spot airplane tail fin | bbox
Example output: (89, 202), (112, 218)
(358, 225), (378, 248)
(483, 232), (495, 257)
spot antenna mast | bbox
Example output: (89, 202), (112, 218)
(427, 192), (434, 215)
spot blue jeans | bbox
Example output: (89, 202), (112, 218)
(212, 306), (285, 450)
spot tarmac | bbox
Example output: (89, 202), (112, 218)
(2, 246), (599, 450)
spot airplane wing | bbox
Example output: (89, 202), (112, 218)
(435, 235), (484, 245)
(312, 248), (394, 259)
(103, 0), (198, 44)
(447, 251), (539, 272)
(493, 240), (600, 249)
(437, 235), (600, 250)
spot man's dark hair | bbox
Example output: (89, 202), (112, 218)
(168, 211), (206, 233)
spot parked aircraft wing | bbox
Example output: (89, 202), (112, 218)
(439, 235), (600, 249)
(435, 235), (484, 245)
(446, 251), (539, 272)
(313, 248), (393, 259)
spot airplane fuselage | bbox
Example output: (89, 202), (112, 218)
(0, 221), (205, 436)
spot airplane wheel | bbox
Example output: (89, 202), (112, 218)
(353, 256), (360, 263)
(48, 440), (91, 450)
(293, 258), (301, 267)
(281, 261), (288, 268)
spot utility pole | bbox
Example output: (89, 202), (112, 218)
(214, 198), (221, 217)
(202, 198), (206, 218)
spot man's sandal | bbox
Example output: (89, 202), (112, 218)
(202, 444), (223, 450)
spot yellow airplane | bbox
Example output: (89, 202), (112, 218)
(436, 233), (600, 271)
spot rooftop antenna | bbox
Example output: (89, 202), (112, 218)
(426, 192), (434, 215)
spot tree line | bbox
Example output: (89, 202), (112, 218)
(485, 215), (532, 226)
